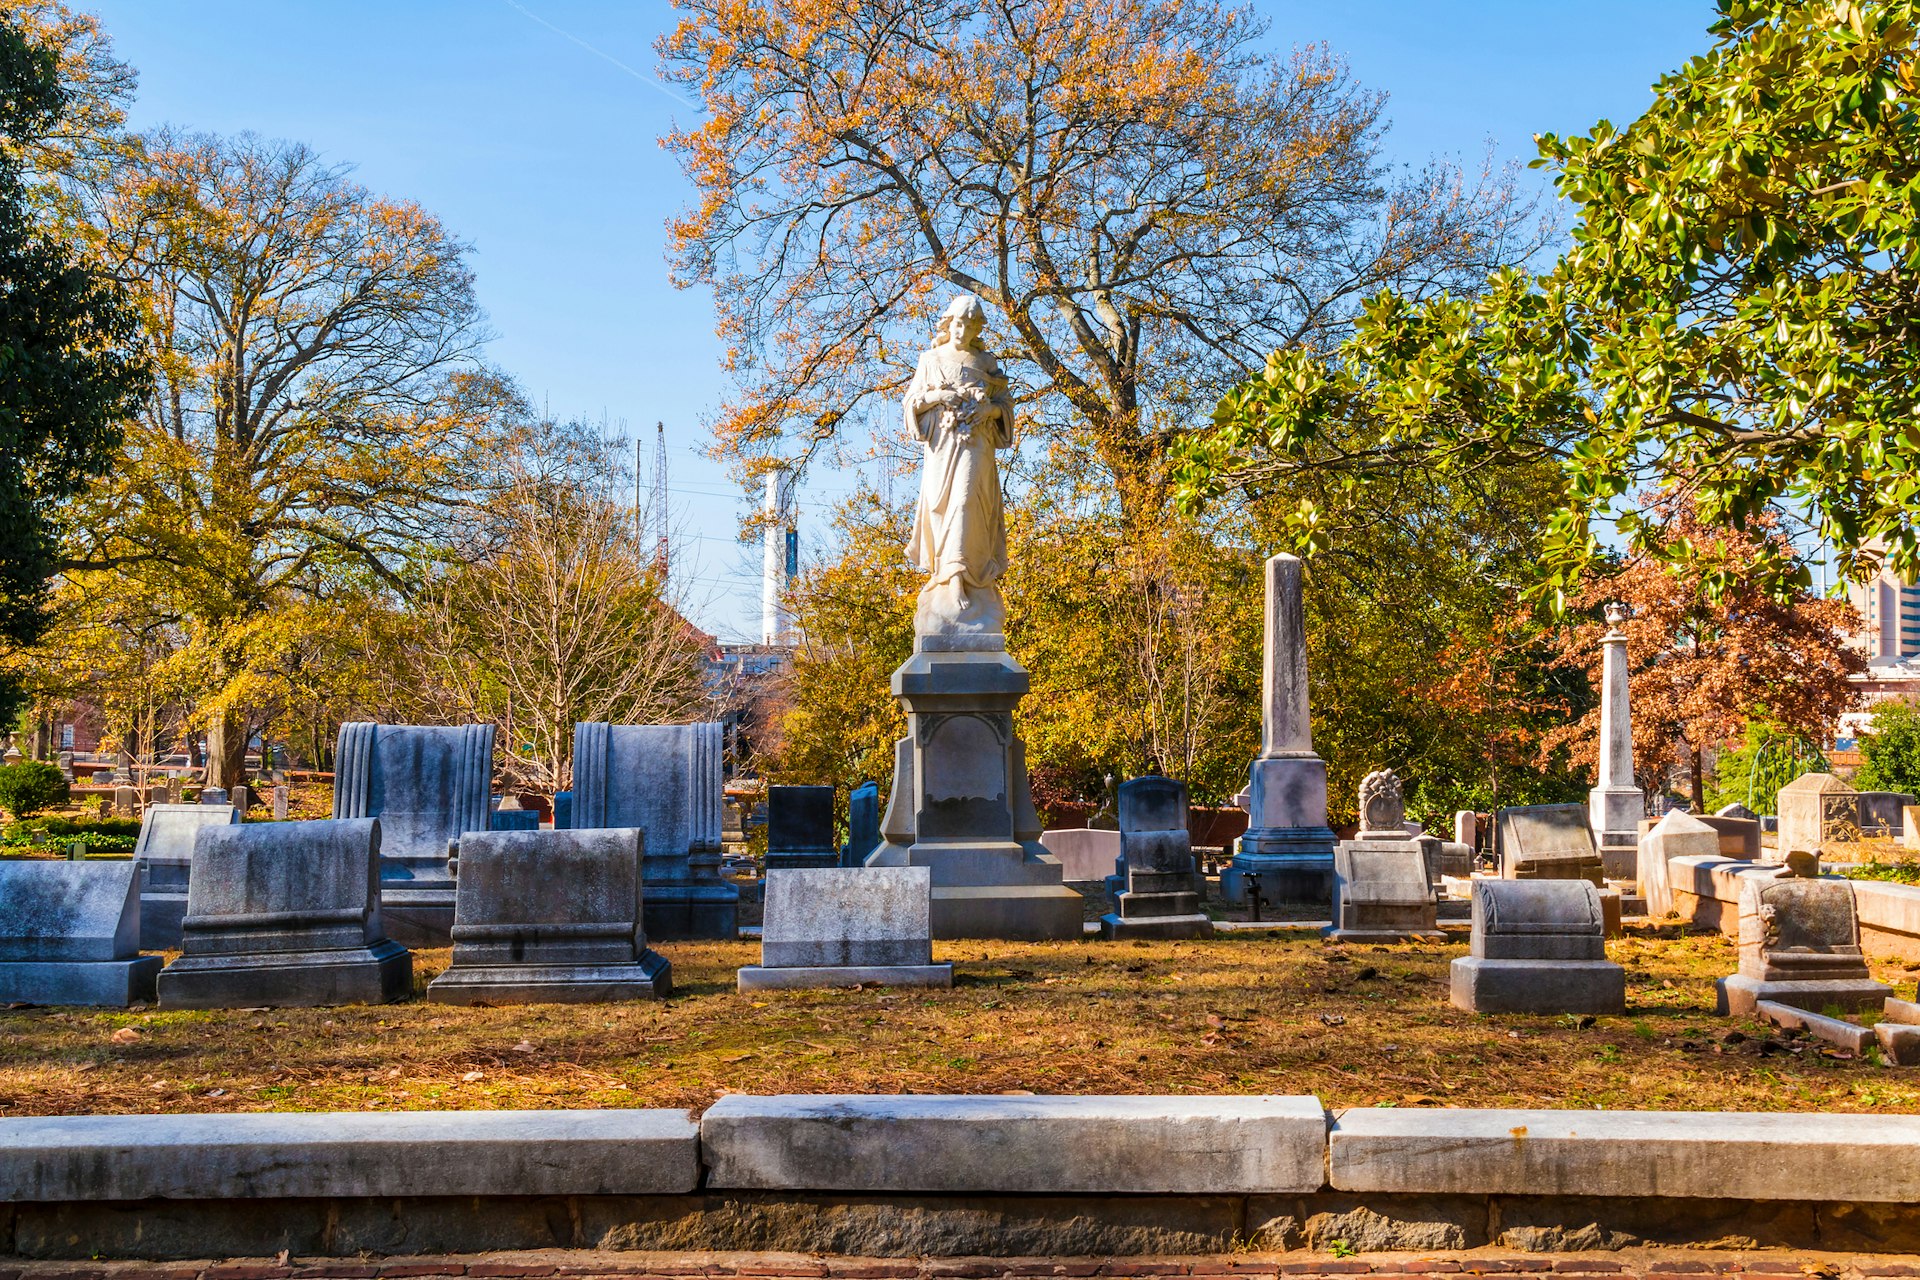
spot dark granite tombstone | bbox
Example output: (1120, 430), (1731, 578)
(767, 784), (838, 871)
(842, 781), (881, 868)
(1101, 774), (1212, 940)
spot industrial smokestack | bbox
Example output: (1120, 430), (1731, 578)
(761, 466), (795, 645)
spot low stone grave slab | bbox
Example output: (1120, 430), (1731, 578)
(700, 1093), (1326, 1193)
(131, 801), (239, 948)
(738, 865), (951, 991)
(1450, 879), (1624, 1015)
(1329, 1107), (1920, 1201)
(428, 828), (670, 1003)
(0, 1109), (699, 1200)
(1753, 999), (1874, 1054)
(1715, 859), (1891, 1017)
(0, 860), (159, 1007)
(156, 817), (412, 1009)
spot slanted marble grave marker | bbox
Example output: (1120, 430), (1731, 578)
(0, 860), (160, 1006)
(739, 866), (951, 991)
(132, 801), (239, 948)
(1637, 810), (1722, 918)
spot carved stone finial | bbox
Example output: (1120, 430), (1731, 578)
(1604, 601), (1630, 628)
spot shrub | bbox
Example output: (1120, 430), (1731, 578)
(0, 761), (70, 820)
(1857, 700), (1920, 796)
(0, 815), (140, 851)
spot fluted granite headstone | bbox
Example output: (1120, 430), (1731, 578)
(1101, 774), (1212, 940)
(571, 721), (737, 939)
(132, 801), (240, 948)
(0, 860), (160, 1006)
(738, 866), (951, 991)
(156, 817), (411, 1009)
(428, 828), (670, 1003)
(1227, 554), (1335, 905)
(767, 785), (838, 871)
(332, 722), (494, 945)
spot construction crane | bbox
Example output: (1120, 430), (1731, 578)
(652, 421), (670, 576)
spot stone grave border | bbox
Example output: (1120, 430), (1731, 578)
(7, 1096), (1920, 1257)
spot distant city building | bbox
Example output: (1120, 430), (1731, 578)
(1851, 562), (1920, 663)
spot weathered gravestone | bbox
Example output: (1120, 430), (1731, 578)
(1775, 772), (1859, 856)
(1101, 774), (1213, 940)
(1637, 810), (1723, 918)
(490, 806), (539, 832)
(1497, 803), (1605, 885)
(1326, 770), (1442, 942)
(427, 828), (670, 1003)
(272, 785), (288, 820)
(156, 817), (412, 1009)
(552, 790), (573, 831)
(1038, 828), (1121, 883)
(1718, 801), (1759, 821)
(230, 784), (252, 814)
(132, 801), (240, 948)
(332, 722), (495, 945)
(1715, 853), (1892, 1017)
(111, 785), (137, 818)
(738, 866), (951, 991)
(842, 781), (880, 868)
(198, 786), (229, 806)
(572, 721), (737, 939)
(767, 785), (838, 871)
(1450, 879), (1625, 1015)
(0, 860), (160, 1006)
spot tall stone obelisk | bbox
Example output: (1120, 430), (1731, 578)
(1589, 602), (1644, 879)
(1225, 553), (1336, 904)
(863, 294), (1082, 940)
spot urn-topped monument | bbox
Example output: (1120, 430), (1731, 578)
(865, 295), (1082, 940)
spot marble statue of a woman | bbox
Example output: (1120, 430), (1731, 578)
(904, 294), (1016, 642)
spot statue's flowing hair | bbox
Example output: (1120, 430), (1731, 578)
(933, 294), (987, 350)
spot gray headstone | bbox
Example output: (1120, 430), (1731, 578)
(760, 864), (935, 967)
(1039, 828), (1121, 882)
(134, 801), (241, 893)
(1716, 801), (1759, 821)
(230, 784), (251, 813)
(1449, 879), (1624, 1015)
(551, 790), (573, 831)
(199, 787), (229, 806)
(1327, 842), (1439, 942)
(155, 817), (411, 1009)
(1119, 774), (1187, 836)
(1496, 804), (1604, 884)
(272, 785), (288, 820)
(0, 860), (159, 1007)
(1103, 775), (1210, 940)
(112, 785), (138, 817)
(1716, 872), (1891, 1016)
(768, 785), (837, 870)
(572, 721), (736, 939)
(428, 827), (669, 1003)
(332, 722), (495, 887)
(842, 781), (880, 868)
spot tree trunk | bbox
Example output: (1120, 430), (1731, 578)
(205, 709), (248, 790)
(1690, 743), (1705, 813)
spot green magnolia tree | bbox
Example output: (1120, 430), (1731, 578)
(1857, 700), (1920, 795)
(0, 13), (148, 719)
(1174, 0), (1920, 602)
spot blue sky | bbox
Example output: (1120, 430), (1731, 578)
(86, 0), (1717, 641)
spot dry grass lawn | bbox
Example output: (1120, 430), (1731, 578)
(6, 926), (1920, 1118)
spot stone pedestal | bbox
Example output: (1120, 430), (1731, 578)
(1227, 554), (1334, 905)
(427, 828), (670, 1004)
(866, 644), (1080, 941)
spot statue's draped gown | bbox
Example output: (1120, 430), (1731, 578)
(904, 340), (1015, 636)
